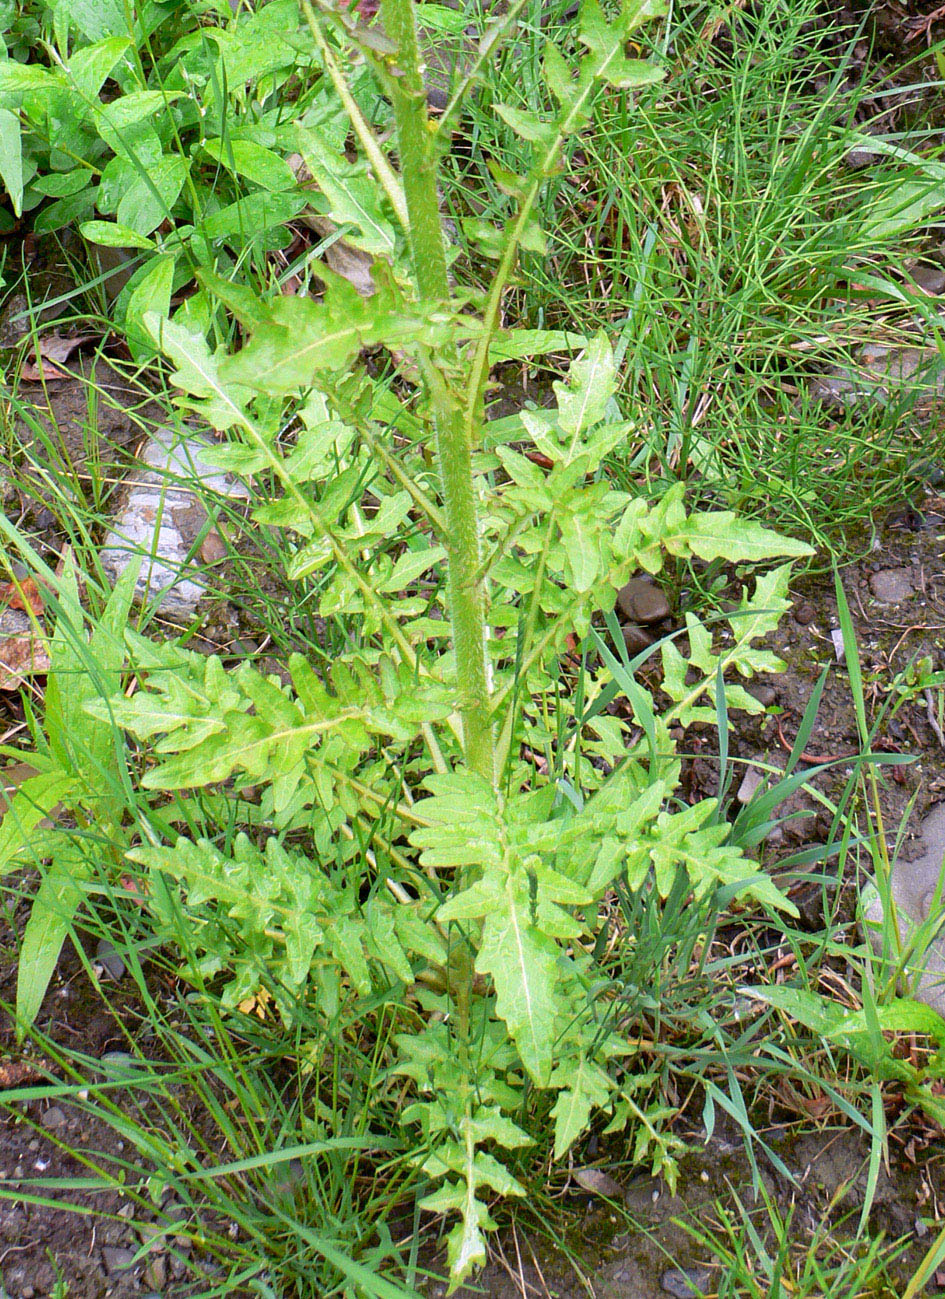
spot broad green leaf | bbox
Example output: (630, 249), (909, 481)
(0, 107), (22, 215)
(116, 154), (190, 236)
(32, 187), (96, 233)
(199, 189), (306, 241)
(124, 254), (177, 347)
(32, 170), (93, 197)
(0, 770), (76, 874)
(494, 103), (557, 148)
(67, 35), (131, 99)
(65, 0), (127, 40)
(294, 125), (398, 255)
(95, 91), (179, 141)
(477, 875), (559, 1086)
(80, 219), (155, 250)
(553, 332), (615, 439)
(0, 62), (60, 94)
(550, 1057), (614, 1158)
(16, 849), (88, 1036)
(859, 179), (945, 241)
(666, 512), (814, 563)
(201, 137), (296, 192)
(143, 313), (253, 430)
(559, 512), (598, 592)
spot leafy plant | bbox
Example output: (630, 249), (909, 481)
(0, 0), (371, 345)
(0, 555), (136, 1034)
(4, 0), (818, 1288)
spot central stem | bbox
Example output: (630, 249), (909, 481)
(380, 0), (494, 786)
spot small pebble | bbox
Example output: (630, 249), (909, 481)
(622, 623), (654, 656)
(40, 1105), (66, 1130)
(617, 576), (671, 625)
(144, 1255), (167, 1289)
(102, 1246), (137, 1275)
(748, 682), (777, 707)
(793, 600), (817, 625)
(909, 262), (945, 295)
(94, 939), (126, 982)
(27, 1139), (39, 1152)
(200, 529), (227, 565)
(661, 1267), (712, 1298)
(736, 766), (764, 805)
(869, 567), (914, 604)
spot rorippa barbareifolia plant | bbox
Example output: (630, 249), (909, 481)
(74, 0), (813, 1285)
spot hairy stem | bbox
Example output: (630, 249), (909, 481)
(381, 0), (494, 787)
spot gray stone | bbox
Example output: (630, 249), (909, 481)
(748, 682), (777, 707)
(661, 1268), (712, 1297)
(736, 766), (764, 805)
(94, 939), (125, 982)
(39, 1105), (66, 1130)
(808, 342), (945, 407)
(910, 263), (945, 296)
(861, 803), (945, 1014)
(869, 568), (915, 604)
(617, 576), (670, 624)
(102, 1246), (137, 1274)
(144, 1255), (167, 1289)
(99, 426), (249, 618)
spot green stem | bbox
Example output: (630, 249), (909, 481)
(381, 0), (494, 787)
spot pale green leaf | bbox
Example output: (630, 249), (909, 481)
(80, 219), (154, 250)
(0, 108), (22, 215)
(17, 849), (88, 1036)
(201, 137), (296, 192)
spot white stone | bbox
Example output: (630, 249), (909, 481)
(100, 426), (248, 618)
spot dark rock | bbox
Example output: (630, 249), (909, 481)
(793, 600), (817, 625)
(617, 576), (670, 624)
(622, 623), (654, 656)
(661, 1267), (712, 1297)
(748, 682), (777, 707)
(909, 262), (945, 295)
(102, 1245), (137, 1274)
(40, 1105), (66, 1130)
(869, 568), (914, 604)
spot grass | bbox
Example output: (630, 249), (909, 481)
(449, 0), (943, 552)
(1, 0), (945, 1293)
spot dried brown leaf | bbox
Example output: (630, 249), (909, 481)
(0, 576), (46, 617)
(0, 632), (51, 689)
(21, 332), (98, 382)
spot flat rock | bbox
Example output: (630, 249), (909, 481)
(102, 1245), (137, 1274)
(40, 1105), (67, 1130)
(861, 803), (945, 1015)
(100, 426), (249, 618)
(736, 766), (764, 805)
(617, 576), (670, 624)
(808, 343), (945, 407)
(661, 1267), (712, 1297)
(869, 567), (914, 604)
(94, 939), (125, 982)
(909, 262), (945, 295)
